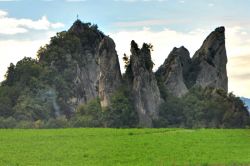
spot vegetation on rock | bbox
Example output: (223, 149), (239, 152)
(0, 20), (249, 128)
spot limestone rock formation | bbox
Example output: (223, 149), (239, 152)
(37, 20), (229, 126)
(191, 26), (228, 91)
(38, 20), (106, 111)
(98, 36), (122, 107)
(128, 41), (162, 127)
(156, 46), (191, 97)
(69, 20), (103, 106)
(157, 27), (228, 98)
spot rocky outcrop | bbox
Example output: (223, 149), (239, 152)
(129, 41), (162, 127)
(68, 21), (123, 109)
(191, 26), (228, 91)
(157, 27), (228, 97)
(156, 46), (191, 97)
(39, 20), (123, 111)
(69, 20), (103, 107)
(0, 16), (235, 129)
(98, 37), (122, 107)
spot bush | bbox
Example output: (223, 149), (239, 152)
(76, 98), (103, 127)
(45, 116), (69, 128)
(154, 87), (250, 128)
(103, 86), (138, 128)
(69, 115), (101, 128)
(0, 117), (17, 128)
(16, 120), (34, 129)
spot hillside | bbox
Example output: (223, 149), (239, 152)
(0, 20), (249, 128)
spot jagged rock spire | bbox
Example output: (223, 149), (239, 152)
(192, 26), (228, 91)
(156, 26), (228, 97)
(129, 40), (162, 127)
(156, 46), (191, 97)
(98, 36), (122, 107)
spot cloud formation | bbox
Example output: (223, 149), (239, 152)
(0, 10), (64, 82)
(0, 10), (64, 35)
(110, 26), (250, 97)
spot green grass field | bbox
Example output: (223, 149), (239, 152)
(0, 128), (250, 166)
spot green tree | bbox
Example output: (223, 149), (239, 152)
(75, 98), (103, 127)
(104, 86), (138, 128)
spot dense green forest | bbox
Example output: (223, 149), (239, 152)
(0, 21), (249, 128)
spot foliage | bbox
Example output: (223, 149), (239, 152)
(44, 116), (69, 128)
(75, 98), (103, 127)
(2, 57), (43, 87)
(73, 86), (138, 128)
(142, 43), (154, 71)
(103, 86), (138, 128)
(154, 96), (185, 128)
(0, 117), (17, 128)
(122, 53), (130, 69)
(155, 87), (250, 128)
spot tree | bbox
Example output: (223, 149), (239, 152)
(75, 98), (103, 127)
(3, 63), (15, 86)
(104, 86), (138, 128)
(123, 53), (130, 69)
(142, 43), (154, 71)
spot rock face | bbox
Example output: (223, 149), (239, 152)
(38, 20), (229, 126)
(156, 46), (191, 97)
(191, 26), (228, 91)
(69, 20), (103, 106)
(157, 27), (228, 97)
(98, 36), (122, 107)
(38, 20), (123, 112)
(129, 41), (162, 127)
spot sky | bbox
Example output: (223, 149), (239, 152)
(0, 0), (250, 97)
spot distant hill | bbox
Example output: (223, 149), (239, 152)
(241, 97), (250, 111)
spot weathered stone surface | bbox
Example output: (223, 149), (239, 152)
(45, 21), (229, 125)
(157, 26), (228, 98)
(129, 41), (162, 127)
(68, 21), (123, 109)
(69, 20), (103, 107)
(156, 46), (191, 97)
(191, 26), (228, 91)
(98, 36), (122, 107)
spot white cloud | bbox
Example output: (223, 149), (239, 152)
(228, 55), (250, 98)
(0, 10), (64, 82)
(0, 32), (55, 81)
(0, 10), (64, 35)
(0, 10), (7, 17)
(110, 27), (208, 72)
(109, 26), (250, 98)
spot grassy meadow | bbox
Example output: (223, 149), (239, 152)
(0, 128), (250, 166)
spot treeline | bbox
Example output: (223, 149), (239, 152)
(155, 87), (250, 128)
(0, 84), (138, 129)
(0, 80), (249, 129)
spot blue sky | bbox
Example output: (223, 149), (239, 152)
(1, 0), (250, 32)
(0, 0), (250, 97)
